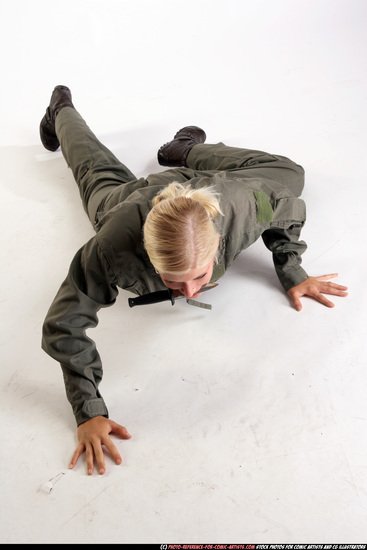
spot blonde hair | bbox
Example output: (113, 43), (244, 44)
(144, 182), (223, 274)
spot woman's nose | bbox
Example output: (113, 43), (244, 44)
(182, 282), (197, 298)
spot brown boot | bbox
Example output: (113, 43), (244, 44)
(157, 126), (206, 167)
(39, 85), (74, 151)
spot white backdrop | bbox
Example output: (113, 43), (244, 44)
(1, 0), (366, 544)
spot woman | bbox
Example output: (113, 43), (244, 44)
(40, 86), (348, 475)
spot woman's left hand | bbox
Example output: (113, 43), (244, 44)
(287, 273), (348, 311)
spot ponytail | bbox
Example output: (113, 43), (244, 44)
(144, 182), (222, 274)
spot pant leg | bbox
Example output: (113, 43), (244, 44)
(186, 143), (305, 197)
(56, 108), (139, 224)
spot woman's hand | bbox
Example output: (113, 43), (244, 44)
(287, 273), (348, 311)
(69, 416), (132, 475)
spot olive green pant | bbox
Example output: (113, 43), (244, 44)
(56, 107), (304, 226)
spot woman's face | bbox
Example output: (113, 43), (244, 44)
(159, 259), (215, 299)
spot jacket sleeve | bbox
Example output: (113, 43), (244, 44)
(261, 223), (309, 291)
(42, 236), (119, 426)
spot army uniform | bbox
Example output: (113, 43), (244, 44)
(42, 107), (307, 425)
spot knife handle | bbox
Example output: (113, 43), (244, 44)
(128, 289), (175, 307)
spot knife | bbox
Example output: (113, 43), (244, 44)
(128, 283), (218, 308)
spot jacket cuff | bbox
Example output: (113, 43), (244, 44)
(75, 398), (109, 426)
(279, 266), (308, 291)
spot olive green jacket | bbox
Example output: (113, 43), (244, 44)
(42, 171), (307, 425)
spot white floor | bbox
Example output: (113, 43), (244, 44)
(1, 0), (366, 544)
